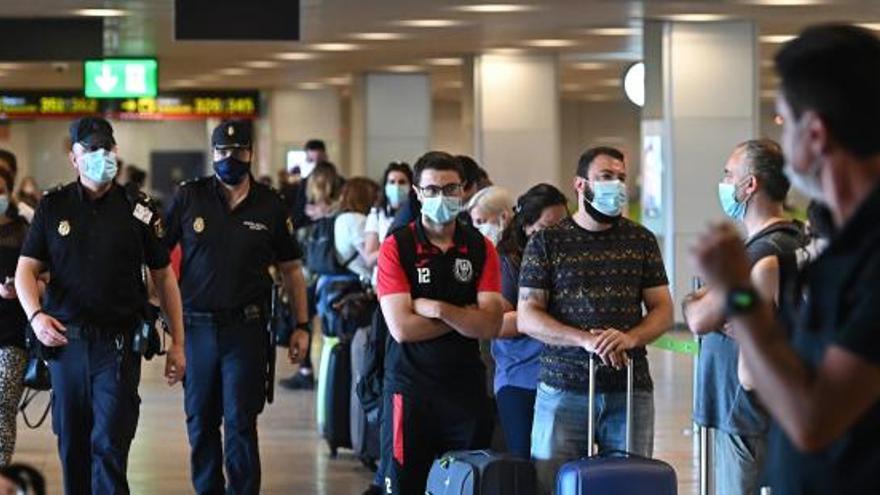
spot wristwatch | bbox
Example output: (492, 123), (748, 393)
(725, 287), (760, 316)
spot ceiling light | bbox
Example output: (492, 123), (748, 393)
(73, 8), (127, 17)
(243, 60), (280, 69)
(0, 63), (23, 71)
(171, 80), (197, 87)
(623, 62), (644, 107)
(454, 4), (536, 13)
(740, 0), (826, 5)
(395, 19), (465, 28)
(299, 82), (326, 90)
(583, 27), (640, 36)
(384, 65), (423, 73)
(426, 58), (463, 66)
(597, 78), (621, 87)
(562, 83), (586, 91)
(217, 68), (249, 76)
(311, 43), (359, 51)
(760, 34), (796, 43)
(663, 14), (731, 22)
(486, 47), (527, 55)
(324, 76), (352, 86)
(350, 32), (408, 41)
(571, 62), (607, 70)
(439, 81), (463, 89)
(524, 39), (577, 48)
(275, 52), (318, 61)
(584, 94), (617, 102)
(857, 23), (880, 31)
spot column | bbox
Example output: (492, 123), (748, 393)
(263, 88), (343, 176)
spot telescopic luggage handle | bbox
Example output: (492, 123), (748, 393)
(587, 353), (634, 456)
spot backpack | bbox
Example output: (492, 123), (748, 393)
(304, 216), (358, 275)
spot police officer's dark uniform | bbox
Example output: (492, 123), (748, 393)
(375, 218), (501, 494)
(19, 117), (169, 494)
(164, 120), (303, 495)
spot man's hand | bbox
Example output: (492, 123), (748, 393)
(288, 329), (309, 364)
(0, 282), (16, 300)
(591, 329), (636, 370)
(413, 298), (443, 320)
(165, 343), (186, 386)
(32, 313), (67, 347)
(691, 222), (752, 290)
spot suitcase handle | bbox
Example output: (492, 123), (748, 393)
(587, 353), (634, 456)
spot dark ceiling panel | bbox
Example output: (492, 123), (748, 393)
(174, 0), (300, 41)
(0, 18), (103, 60)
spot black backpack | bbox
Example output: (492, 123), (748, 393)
(304, 216), (358, 275)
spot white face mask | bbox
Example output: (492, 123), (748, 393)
(784, 162), (824, 203)
(477, 222), (503, 245)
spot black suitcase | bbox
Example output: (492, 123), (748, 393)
(425, 450), (537, 495)
(350, 325), (379, 469)
(323, 337), (352, 457)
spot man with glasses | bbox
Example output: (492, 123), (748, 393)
(376, 151), (504, 494)
(164, 120), (310, 495)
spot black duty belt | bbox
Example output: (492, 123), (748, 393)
(64, 321), (138, 341)
(185, 303), (267, 327)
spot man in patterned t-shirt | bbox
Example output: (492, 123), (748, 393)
(518, 146), (674, 494)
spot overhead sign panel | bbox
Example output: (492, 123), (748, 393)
(84, 59), (159, 98)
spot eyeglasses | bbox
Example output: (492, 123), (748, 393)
(419, 183), (463, 198)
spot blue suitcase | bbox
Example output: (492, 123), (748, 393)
(425, 450), (536, 495)
(555, 355), (677, 495)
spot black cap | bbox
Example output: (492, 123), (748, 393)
(212, 120), (253, 149)
(70, 116), (115, 148)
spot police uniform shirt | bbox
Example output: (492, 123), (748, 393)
(376, 219), (501, 401)
(165, 176), (303, 312)
(20, 181), (169, 328)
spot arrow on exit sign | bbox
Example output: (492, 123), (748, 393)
(84, 59), (158, 99)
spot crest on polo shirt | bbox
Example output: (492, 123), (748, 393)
(453, 258), (474, 283)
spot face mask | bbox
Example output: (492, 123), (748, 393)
(81, 149), (118, 185)
(0, 195), (8, 215)
(586, 180), (627, 217)
(422, 195), (461, 224)
(784, 162), (824, 203)
(213, 156), (251, 185)
(385, 184), (408, 209)
(477, 222), (503, 245)
(718, 182), (748, 221)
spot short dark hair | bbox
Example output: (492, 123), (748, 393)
(456, 155), (488, 189)
(378, 161), (414, 214)
(413, 151), (464, 186)
(576, 146), (624, 178)
(0, 149), (17, 175)
(304, 139), (326, 152)
(775, 24), (880, 158)
(737, 139), (789, 202)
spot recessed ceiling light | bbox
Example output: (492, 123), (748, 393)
(324, 76), (352, 86)
(454, 4), (536, 13)
(275, 52), (319, 61)
(596, 78), (620, 87)
(663, 14), (731, 22)
(350, 32), (408, 41)
(571, 62), (607, 70)
(583, 27), (640, 36)
(562, 83), (587, 91)
(243, 60), (280, 69)
(311, 43), (359, 51)
(486, 47), (527, 55)
(217, 68), (249, 76)
(439, 81), (463, 89)
(171, 80), (197, 87)
(0, 63), (24, 70)
(384, 65), (423, 73)
(299, 82), (326, 90)
(73, 8), (128, 17)
(395, 19), (465, 28)
(760, 34), (797, 43)
(426, 58), (463, 66)
(584, 94), (617, 102)
(740, 0), (826, 5)
(524, 39), (577, 48)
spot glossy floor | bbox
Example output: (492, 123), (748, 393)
(14, 335), (700, 494)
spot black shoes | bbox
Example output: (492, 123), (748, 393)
(279, 371), (315, 390)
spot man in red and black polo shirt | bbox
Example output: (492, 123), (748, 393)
(376, 151), (504, 494)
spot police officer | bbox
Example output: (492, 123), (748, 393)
(15, 117), (186, 494)
(165, 120), (310, 495)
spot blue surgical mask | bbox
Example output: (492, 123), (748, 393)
(81, 149), (118, 185)
(422, 195), (461, 224)
(718, 182), (747, 221)
(385, 184), (408, 209)
(0, 195), (8, 215)
(588, 180), (627, 217)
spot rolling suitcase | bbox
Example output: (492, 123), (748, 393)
(555, 355), (677, 495)
(350, 325), (379, 469)
(425, 450), (537, 495)
(319, 335), (352, 457)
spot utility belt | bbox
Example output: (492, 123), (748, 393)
(184, 302), (269, 328)
(64, 320), (140, 342)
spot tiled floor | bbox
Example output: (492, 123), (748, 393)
(14, 333), (700, 494)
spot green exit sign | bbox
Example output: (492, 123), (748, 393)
(83, 58), (158, 98)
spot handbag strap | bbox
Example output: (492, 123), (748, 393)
(19, 389), (52, 429)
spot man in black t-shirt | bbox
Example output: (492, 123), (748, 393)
(376, 151), (503, 494)
(693, 25), (880, 494)
(517, 146), (674, 494)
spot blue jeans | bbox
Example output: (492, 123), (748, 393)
(714, 429), (767, 495)
(496, 385), (537, 459)
(530, 382), (655, 495)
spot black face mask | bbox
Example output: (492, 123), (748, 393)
(213, 156), (251, 185)
(582, 182), (620, 225)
